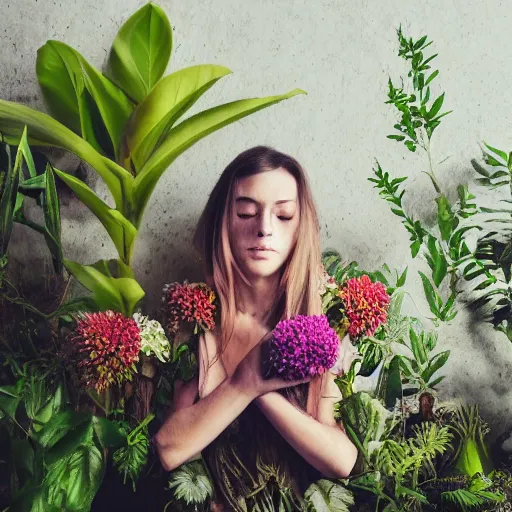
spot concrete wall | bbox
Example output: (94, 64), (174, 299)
(2, 0), (512, 438)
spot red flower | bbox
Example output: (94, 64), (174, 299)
(338, 275), (390, 337)
(161, 281), (216, 336)
(71, 311), (141, 392)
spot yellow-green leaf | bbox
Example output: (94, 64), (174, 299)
(132, 88), (307, 226)
(124, 64), (232, 170)
(106, 3), (172, 103)
(37, 40), (134, 161)
(64, 258), (144, 316)
(54, 169), (137, 262)
(0, 99), (133, 211)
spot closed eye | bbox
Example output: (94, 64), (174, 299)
(237, 213), (256, 219)
(278, 216), (293, 221)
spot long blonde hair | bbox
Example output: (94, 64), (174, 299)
(193, 145), (325, 418)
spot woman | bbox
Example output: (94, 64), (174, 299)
(154, 146), (358, 510)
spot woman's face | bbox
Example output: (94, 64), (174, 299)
(230, 168), (300, 279)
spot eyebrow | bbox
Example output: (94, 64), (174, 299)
(235, 196), (297, 205)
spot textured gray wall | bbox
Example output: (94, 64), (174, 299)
(2, 0), (512, 438)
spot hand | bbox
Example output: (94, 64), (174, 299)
(232, 332), (311, 398)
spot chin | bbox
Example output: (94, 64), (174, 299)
(243, 262), (283, 279)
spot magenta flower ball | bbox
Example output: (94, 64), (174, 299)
(268, 314), (340, 381)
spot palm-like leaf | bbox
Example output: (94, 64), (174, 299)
(168, 460), (214, 505)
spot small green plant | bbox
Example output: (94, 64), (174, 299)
(369, 28), (480, 326)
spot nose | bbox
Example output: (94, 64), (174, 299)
(257, 211), (273, 237)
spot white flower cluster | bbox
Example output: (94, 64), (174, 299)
(133, 312), (171, 363)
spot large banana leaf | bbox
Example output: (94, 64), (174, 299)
(64, 258), (144, 316)
(105, 3), (172, 103)
(124, 64), (232, 170)
(132, 88), (307, 225)
(37, 40), (134, 161)
(54, 169), (137, 263)
(0, 99), (133, 210)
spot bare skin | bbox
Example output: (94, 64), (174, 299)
(154, 168), (358, 478)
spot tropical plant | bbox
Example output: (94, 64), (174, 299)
(1, 362), (126, 512)
(0, 2), (305, 318)
(368, 27), (481, 326)
(463, 145), (512, 341)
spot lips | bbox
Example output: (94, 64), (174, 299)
(249, 246), (276, 252)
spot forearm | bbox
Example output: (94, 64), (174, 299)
(255, 392), (357, 478)
(155, 377), (256, 471)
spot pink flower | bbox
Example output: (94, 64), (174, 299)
(338, 275), (390, 337)
(269, 315), (339, 381)
(161, 281), (216, 336)
(71, 311), (141, 392)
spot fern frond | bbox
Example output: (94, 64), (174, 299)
(441, 488), (485, 510)
(168, 459), (214, 505)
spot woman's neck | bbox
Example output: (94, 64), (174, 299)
(235, 273), (280, 324)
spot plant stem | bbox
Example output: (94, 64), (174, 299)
(127, 412), (155, 445)
(425, 137), (441, 194)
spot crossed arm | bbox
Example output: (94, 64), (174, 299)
(254, 374), (357, 478)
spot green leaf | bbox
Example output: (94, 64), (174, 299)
(63, 258), (144, 316)
(428, 375), (445, 388)
(125, 64), (232, 170)
(36, 40), (97, 147)
(396, 484), (427, 503)
(436, 193), (458, 241)
(37, 40), (134, 161)
(42, 164), (63, 272)
(45, 416), (94, 466)
(304, 479), (355, 512)
(30, 383), (66, 432)
(19, 174), (46, 191)
(0, 99), (133, 210)
(384, 356), (402, 408)
(12, 439), (35, 486)
(106, 3), (172, 103)
(36, 410), (92, 451)
(418, 271), (442, 316)
(9, 484), (58, 512)
(358, 338), (385, 376)
(338, 392), (393, 455)
(410, 329), (428, 366)
(404, 140), (417, 152)
(45, 444), (105, 511)
(398, 356), (417, 378)
(427, 93), (444, 119)
(54, 169), (137, 262)
(426, 234), (448, 287)
(422, 350), (450, 383)
(132, 88), (307, 226)
(92, 416), (126, 449)
(424, 69), (439, 87)
(387, 134), (405, 141)
(47, 296), (99, 319)
(0, 384), (21, 421)
(0, 136), (17, 254)
(483, 143), (508, 163)
(168, 460), (214, 505)
(397, 267), (408, 287)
